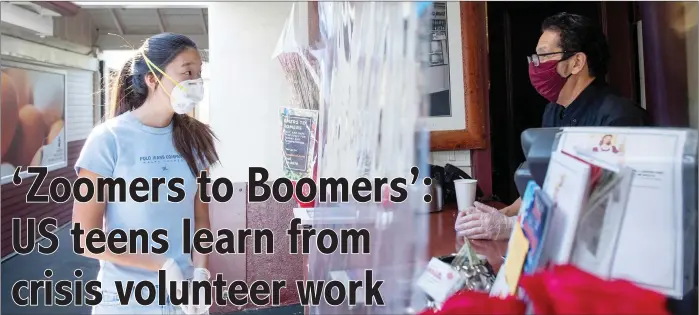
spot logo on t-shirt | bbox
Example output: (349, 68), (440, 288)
(138, 154), (184, 164)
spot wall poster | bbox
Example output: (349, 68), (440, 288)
(1, 61), (68, 184)
(280, 107), (319, 180)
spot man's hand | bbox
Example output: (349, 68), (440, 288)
(469, 239), (508, 262)
(454, 202), (514, 240)
(501, 198), (522, 217)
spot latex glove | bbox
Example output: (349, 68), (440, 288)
(469, 239), (509, 262)
(161, 259), (195, 314)
(190, 268), (212, 315)
(455, 201), (513, 240)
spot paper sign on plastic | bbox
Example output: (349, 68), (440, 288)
(417, 257), (465, 303)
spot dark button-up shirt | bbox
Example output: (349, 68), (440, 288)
(542, 80), (651, 127)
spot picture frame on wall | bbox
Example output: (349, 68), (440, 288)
(1, 61), (69, 184)
(426, 2), (489, 151)
(307, 1), (488, 151)
(421, 1), (466, 132)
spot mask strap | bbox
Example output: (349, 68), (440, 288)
(554, 56), (575, 79)
(139, 48), (185, 99)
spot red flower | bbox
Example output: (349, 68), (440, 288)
(420, 290), (526, 315)
(382, 185), (392, 207)
(520, 265), (669, 315)
(291, 180), (315, 208)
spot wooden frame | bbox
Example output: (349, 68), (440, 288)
(307, 2), (489, 151)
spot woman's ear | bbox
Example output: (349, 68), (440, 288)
(144, 72), (159, 91)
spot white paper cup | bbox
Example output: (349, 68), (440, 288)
(454, 178), (478, 212)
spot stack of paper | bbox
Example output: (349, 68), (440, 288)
(554, 127), (695, 299)
(490, 127), (697, 300)
(490, 145), (635, 298)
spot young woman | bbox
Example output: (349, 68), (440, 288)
(73, 33), (218, 314)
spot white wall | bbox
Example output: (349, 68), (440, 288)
(198, 64), (210, 124)
(0, 35), (98, 71)
(430, 150), (472, 176)
(208, 2), (298, 182)
(66, 69), (95, 141)
(207, 2), (472, 181)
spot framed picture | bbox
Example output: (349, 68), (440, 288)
(426, 2), (488, 150)
(1, 61), (68, 184)
(422, 1), (466, 132)
(308, 2), (488, 151)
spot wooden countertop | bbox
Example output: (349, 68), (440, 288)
(301, 202), (509, 269)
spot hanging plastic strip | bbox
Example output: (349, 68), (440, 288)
(273, 1), (434, 314)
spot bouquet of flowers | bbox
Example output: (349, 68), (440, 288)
(423, 265), (670, 315)
(419, 290), (526, 315)
(520, 265), (670, 315)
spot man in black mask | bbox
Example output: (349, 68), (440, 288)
(455, 12), (650, 240)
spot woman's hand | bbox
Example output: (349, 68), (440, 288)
(161, 259), (195, 314)
(190, 176), (212, 314)
(190, 268), (212, 314)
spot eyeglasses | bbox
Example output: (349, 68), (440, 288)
(527, 51), (575, 67)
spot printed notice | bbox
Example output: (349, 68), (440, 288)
(280, 107), (318, 180)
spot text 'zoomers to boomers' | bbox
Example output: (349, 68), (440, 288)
(15, 166), (436, 204)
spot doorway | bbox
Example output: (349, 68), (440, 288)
(486, 1), (637, 203)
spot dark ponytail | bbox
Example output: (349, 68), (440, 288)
(172, 114), (218, 177)
(110, 58), (146, 118)
(109, 33), (219, 175)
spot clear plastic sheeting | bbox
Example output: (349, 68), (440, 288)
(272, 4), (321, 110)
(303, 2), (431, 314)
